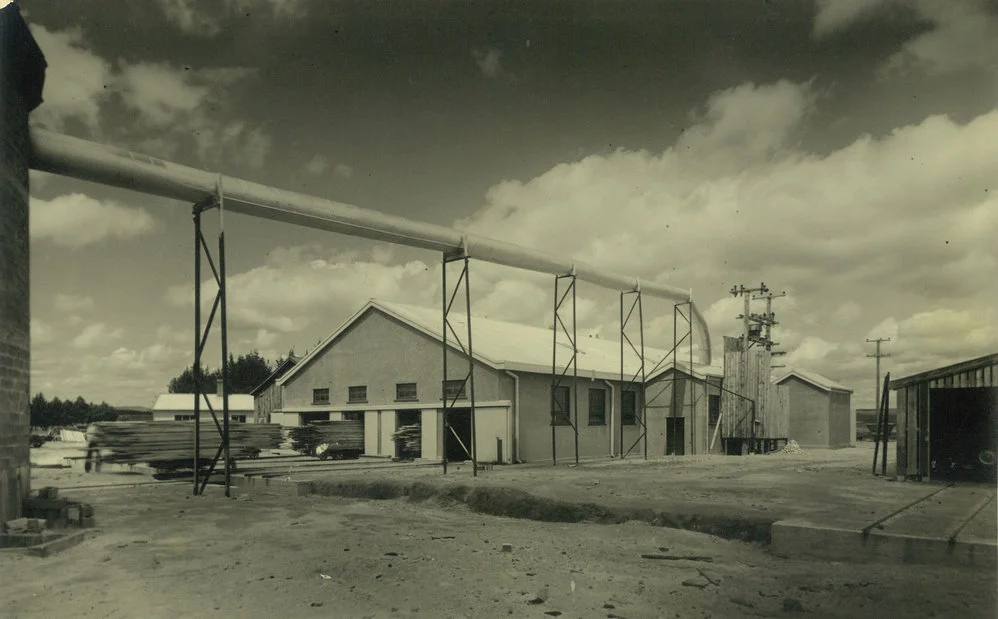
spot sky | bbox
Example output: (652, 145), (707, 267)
(17, 0), (998, 409)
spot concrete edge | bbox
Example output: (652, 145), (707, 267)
(771, 519), (997, 568)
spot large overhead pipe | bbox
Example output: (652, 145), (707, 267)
(29, 128), (711, 362)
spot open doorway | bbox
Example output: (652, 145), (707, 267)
(666, 417), (685, 455)
(445, 408), (473, 462)
(930, 388), (997, 483)
(395, 410), (422, 460)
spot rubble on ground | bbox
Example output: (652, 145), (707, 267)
(781, 440), (804, 455)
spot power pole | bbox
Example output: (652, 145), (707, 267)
(866, 337), (892, 409)
(752, 290), (787, 352)
(730, 283), (769, 349)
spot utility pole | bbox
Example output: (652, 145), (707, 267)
(730, 283), (769, 349)
(752, 290), (787, 352)
(866, 338), (892, 409)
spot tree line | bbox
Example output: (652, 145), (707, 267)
(30, 394), (119, 429)
(30, 351), (285, 429)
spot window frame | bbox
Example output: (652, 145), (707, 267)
(708, 394), (721, 426)
(442, 379), (467, 401)
(621, 389), (638, 426)
(588, 388), (607, 426)
(312, 388), (330, 405)
(551, 385), (572, 426)
(395, 382), (418, 402)
(347, 385), (367, 404)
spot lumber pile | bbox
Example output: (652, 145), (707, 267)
(392, 424), (422, 458)
(289, 421), (363, 456)
(87, 421), (282, 464)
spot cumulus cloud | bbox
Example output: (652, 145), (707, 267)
(472, 47), (505, 79)
(157, 0), (308, 36)
(304, 155), (329, 176)
(31, 194), (157, 249)
(334, 163), (355, 180)
(54, 294), (95, 313)
(27, 24), (112, 133)
(814, 0), (998, 77)
(31, 319), (55, 344)
(27, 22), (268, 166)
(72, 323), (124, 349)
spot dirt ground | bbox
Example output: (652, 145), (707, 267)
(2, 443), (995, 619)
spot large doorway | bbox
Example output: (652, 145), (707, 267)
(395, 410), (422, 460)
(929, 388), (997, 483)
(445, 408), (473, 462)
(666, 417), (685, 456)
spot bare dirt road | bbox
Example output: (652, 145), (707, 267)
(2, 453), (995, 619)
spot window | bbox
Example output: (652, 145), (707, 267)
(708, 395), (721, 425)
(443, 379), (466, 400)
(348, 386), (367, 403)
(232, 415), (247, 423)
(313, 388), (330, 405)
(551, 385), (571, 426)
(621, 389), (638, 426)
(343, 411), (363, 421)
(396, 382), (418, 401)
(588, 388), (606, 425)
(174, 414), (194, 421)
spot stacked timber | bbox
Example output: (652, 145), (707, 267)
(290, 421), (364, 456)
(392, 424), (422, 458)
(87, 421), (282, 464)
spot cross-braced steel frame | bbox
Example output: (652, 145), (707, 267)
(643, 301), (697, 453)
(550, 272), (579, 466)
(191, 178), (232, 497)
(620, 290), (648, 459)
(441, 249), (478, 476)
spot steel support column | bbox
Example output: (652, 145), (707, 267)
(550, 273), (579, 466)
(191, 177), (231, 496)
(441, 250), (478, 476)
(620, 291), (647, 460)
(642, 301), (695, 454)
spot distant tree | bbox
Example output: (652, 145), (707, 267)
(29, 393), (120, 429)
(168, 365), (222, 394)
(167, 351), (273, 395)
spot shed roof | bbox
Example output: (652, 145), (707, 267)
(646, 360), (725, 382)
(773, 368), (853, 393)
(152, 393), (255, 412)
(279, 299), (674, 385)
(250, 355), (299, 396)
(889, 352), (998, 390)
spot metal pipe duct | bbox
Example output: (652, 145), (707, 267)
(29, 128), (712, 363)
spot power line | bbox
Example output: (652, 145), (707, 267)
(866, 337), (892, 407)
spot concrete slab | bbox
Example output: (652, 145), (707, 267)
(771, 519), (996, 568)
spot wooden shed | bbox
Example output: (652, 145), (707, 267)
(773, 369), (853, 448)
(721, 336), (788, 454)
(891, 353), (998, 482)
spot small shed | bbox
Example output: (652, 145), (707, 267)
(774, 368), (853, 448)
(890, 353), (998, 482)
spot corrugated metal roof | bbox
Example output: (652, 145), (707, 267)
(279, 299), (679, 385)
(773, 368), (853, 393)
(889, 352), (998, 390)
(152, 393), (255, 412)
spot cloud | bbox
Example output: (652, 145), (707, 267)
(157, 0), (309, 36)
(193, 120), (272, 169)
(813, 0), (897, 38)
(27, 24), (113, 133)
(882, 1), (998, 77)
(72, 323), (124, 349)
(30, 193), (157, 249)
(304, 155), (329, 176)
(31, 319), (55, 344)
(54, 294), (95, 313)
(814, 0), (998, 77)
(472, 47), (505, 79)
(164, 245), (440, 335)
(334, 163), (354, 180)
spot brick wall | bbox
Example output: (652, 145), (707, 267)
(0, 3), (44, 523)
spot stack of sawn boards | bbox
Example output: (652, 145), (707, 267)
(88, 421), (282, 464)
(289, 420), (364, 456)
